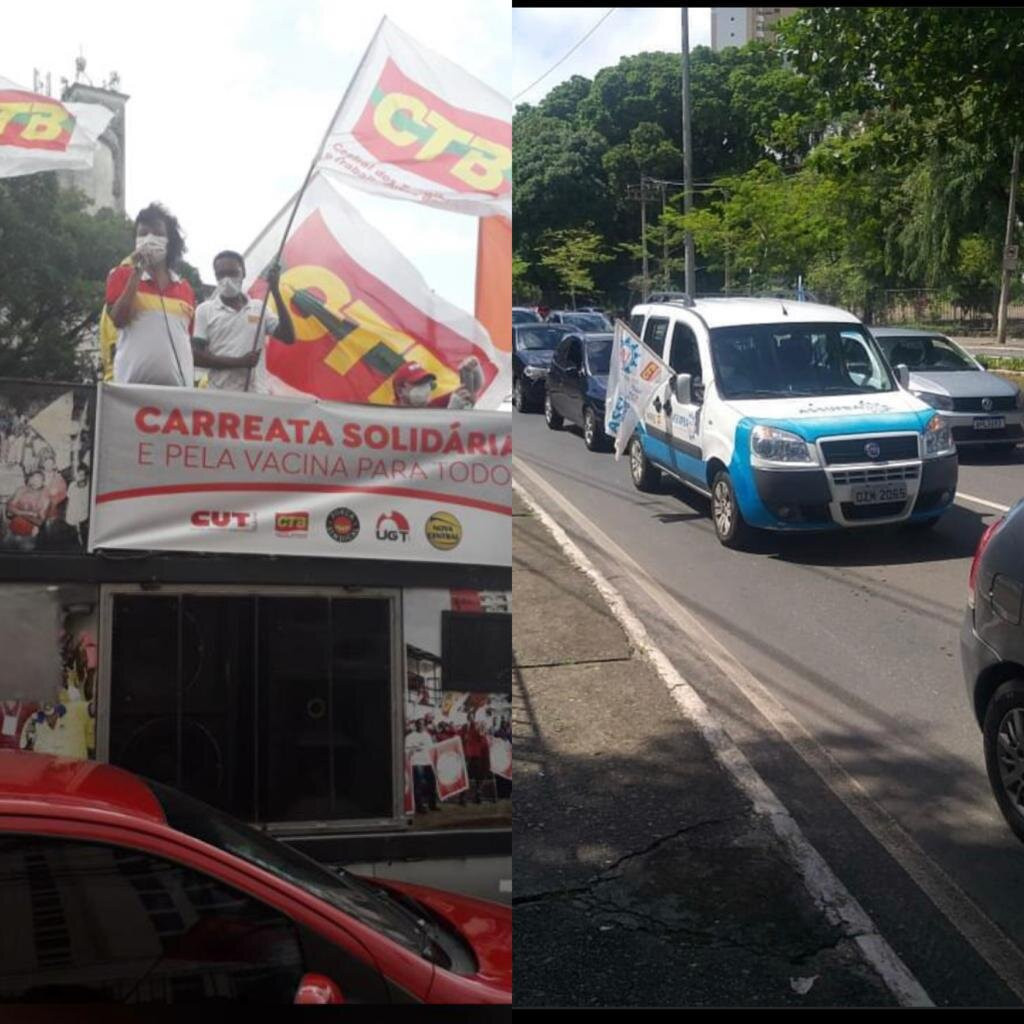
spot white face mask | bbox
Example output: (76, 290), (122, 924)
(136, 234), (167, 257)
(218, 276), (243, 298)
(407, 382), (433, 405)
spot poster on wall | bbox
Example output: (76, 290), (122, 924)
(89, 383), (511, 565)
(403, 587), (512, 828)
(0, 381), (95, 555)
(0, 584), (98, 760)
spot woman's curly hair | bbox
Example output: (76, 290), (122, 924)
(134, 201), (186, 269)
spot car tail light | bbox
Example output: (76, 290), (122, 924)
(968, 515), (1005, 609)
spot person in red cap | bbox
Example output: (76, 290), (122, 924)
(393, 361), (438, 407)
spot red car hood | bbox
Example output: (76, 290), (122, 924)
(372, 878), (511, 993)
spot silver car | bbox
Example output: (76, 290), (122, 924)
(872, 326), (1024, 451)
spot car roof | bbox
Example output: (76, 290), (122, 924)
(632, 297), (862, 329)
(869, 326), (951, 337)
(0, 752), (166, 824)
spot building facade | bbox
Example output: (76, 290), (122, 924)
(711, 7), (801, 51)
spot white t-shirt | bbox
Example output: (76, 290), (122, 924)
(65, 480), (90, 527)
(405, 730), (434, 767)
(193, 296), (280, 393)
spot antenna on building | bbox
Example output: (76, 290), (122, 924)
(109, 71), (120, 90)
(32, 68), (41, 92)
(74, 50), (92, 85)
(46, 72), (51, 96)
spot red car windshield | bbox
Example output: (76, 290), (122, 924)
(147, 780), (437, 962)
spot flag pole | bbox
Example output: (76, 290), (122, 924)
(243, 15), (388, 391)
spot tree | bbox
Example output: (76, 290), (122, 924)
(512, 251), (541, 305)
(0, 174), (134, 381)
(537, 227), (614, 308)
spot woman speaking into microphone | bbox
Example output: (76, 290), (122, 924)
(105, 202), (196, 387)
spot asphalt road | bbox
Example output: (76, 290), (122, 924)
(516, 408), (1024, 1004)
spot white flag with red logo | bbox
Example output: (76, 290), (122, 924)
(605, 319), (674, 460)
(315, 18), (511, 219)
(488, 736), (512, 781)
(431, 735), (469, 801)
(0, 77), (114, 179)
(244, 173), (510, 409)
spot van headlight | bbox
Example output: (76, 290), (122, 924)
(912, 390), (954, 411)
(923, 413), (955, 457)
(750, 425), (816, 464)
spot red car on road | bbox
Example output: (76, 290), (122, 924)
(0, 753), (511, 1004)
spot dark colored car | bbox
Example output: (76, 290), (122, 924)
(545, 310), (613, 332)
(544, 332), (613, 451)
(512, 323), (571, 412)
(0, 753), (511, 1004)
(513, 307), (541, 325)
(961, 502), (1024, 843)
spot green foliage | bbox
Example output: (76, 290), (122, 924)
(537, 226), (614, 308)
(0, 174), (134, 381)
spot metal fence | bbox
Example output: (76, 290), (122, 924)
(877, 290), (1024, 329)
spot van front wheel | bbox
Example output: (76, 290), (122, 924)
(628, 436), (661, 492)
(711, 470), (753, 550)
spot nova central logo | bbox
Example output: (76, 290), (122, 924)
(376, 511), (410, 543)
(190, 511), (256, 531)
(640, 361), (660, 382)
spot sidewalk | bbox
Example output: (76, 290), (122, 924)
(511, 489), (896, 1007)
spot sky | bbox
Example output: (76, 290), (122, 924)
(511, 7), (712, 107)
(0, 0), (512, 311)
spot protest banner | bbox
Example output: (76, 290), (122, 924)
(431, 735), (470, 801)
(88, 383), (511, 565)
(488, 735), (511, 781)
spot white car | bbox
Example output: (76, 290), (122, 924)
(871, 327), (1024, 451)
(626, 297), (959, 548)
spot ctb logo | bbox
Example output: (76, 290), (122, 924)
(275, 511), (309, 537)
(190, 511), (256, 531)
(376, 511), (410, 543)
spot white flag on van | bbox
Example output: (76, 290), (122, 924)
(605, 320), (674, 460)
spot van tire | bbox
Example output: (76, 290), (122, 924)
(710, 470), (753, 549)
(629, 435), (661, 492)
(983, 679), (1024, 844)
(544, 393), (563, 430)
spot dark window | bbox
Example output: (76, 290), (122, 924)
(442, 612), (512, 693)
(565, 336), (583, 367)
(110, 594), (393, 826)
(0, 835), (304, 1004)
(668, 322), (702, 380)
(643, 317), (670, 357)
(629, 314), (646, 338)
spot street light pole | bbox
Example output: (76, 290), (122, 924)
(996, 140), (1021, 346)
(681, 7), (696, 297)
(640, 180), (649, 302)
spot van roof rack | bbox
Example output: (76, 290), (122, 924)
(646, 291), (695, 307)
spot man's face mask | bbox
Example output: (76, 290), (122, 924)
(407, 382), (433, 405)
(218, 276), (244, 298)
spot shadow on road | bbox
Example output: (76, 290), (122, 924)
(956, 446), (1024, 469)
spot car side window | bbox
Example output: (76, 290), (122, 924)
(643, 317), (670, 357)
(566, 336), (583, 368)
(668, 322), (702, 381)
(0, 834), (306, 1004)
(552, 338), (571, 368)
(629, 314), (646, 338)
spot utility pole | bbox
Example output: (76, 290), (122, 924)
(997, 140), (1021, 346)
(681, 7), (696, 297)
(627, 178), (660, 302)
(660, 181), (670, 289)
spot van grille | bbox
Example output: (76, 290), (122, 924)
(820, 435), (919, 465)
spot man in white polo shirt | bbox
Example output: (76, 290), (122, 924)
(192, 251), (295, 393)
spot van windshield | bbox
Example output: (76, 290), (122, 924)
(709, 323), (897, 400)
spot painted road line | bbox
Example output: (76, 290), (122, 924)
(514, 470), (933, 1008)
(956, 492), (1011, 514)
(516, 453), (1024, 1005)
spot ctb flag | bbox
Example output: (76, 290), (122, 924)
(0, 77), (114, 179)
(315, 18), (511, 219)
(244, 173), (509, 408)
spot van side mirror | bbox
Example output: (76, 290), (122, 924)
(295, 974), (344, 1004)
(895, 363), (910, 388)
(674, 373), (692, 406)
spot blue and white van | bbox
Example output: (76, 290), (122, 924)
(626, 297), (959, 548)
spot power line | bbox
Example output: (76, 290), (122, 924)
(513, 8), (617, 101)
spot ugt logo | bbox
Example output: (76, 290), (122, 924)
(376, 510), (411, 543)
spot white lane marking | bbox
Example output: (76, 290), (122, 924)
(956, 491), (1011, 513)
(518, 454), (1024, 1005)
(514, 467), (933, 1008)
